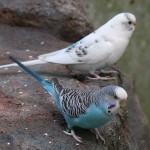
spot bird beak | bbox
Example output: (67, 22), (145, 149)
(134, 23), (136, 26)
(119, 99), (127, 108)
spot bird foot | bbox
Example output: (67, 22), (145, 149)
(99, 69), (118, 74)
(87, 73), (116, 80)
(63, 130), (83, 143)
(91, 128), (105, 144)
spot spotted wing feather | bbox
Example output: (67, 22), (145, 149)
(38, 30), (113, 64)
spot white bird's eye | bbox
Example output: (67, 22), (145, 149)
(128, 21), (132, 24)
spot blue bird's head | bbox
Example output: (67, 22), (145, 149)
(101, 86), (128, 115)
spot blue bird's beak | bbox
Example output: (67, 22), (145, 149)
(119, 100), (127, 108)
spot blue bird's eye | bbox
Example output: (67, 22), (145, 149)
(108, 110), (111, 114)
(114, 95), (118, 99)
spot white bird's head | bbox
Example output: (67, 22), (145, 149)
(108, 12), (136, 36)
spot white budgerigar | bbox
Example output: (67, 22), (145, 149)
(0, 13), (136, 80)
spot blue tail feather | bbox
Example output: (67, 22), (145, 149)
(9, 56), (62, 113)
(9, 56), (54, 96)
(9, 56), (44, 83)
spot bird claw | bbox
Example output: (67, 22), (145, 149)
(99, 69), (118, 74)
(87, 75), (115, 81)
(96, 135), (105, 144)
(87, 72), (116, 80)
(63, 130), (83, 143)
(91, 128), (106, 144)
(87, 76), (114, 80)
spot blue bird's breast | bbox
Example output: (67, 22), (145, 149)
(69, 104), (113, 129)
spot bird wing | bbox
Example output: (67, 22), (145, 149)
(38, 31), (113, 65)
(60, 89), (99, 118)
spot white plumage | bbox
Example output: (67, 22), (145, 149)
(0, 13), (136, 79)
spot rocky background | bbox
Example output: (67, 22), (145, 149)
(0, 0), (149, 150)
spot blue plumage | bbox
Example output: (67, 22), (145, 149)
(9, 56), (127, 143)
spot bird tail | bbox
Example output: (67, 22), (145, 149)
(9, 56), (63, 112)
(9, 56), (45, 83)
(9, 56), (55, 97)
(0, 58), (46, 69)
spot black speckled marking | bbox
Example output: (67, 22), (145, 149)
(82, 49), (87, 55)
(79, 46), (82, 50)
(95, 39), (98, 43)
(76, 46), (88, 57)
(76, 50), (83, 57)
(66, 48), (72, 53)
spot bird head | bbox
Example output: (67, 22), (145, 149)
(108, 12), (136, 35)
(102, 86), (128, 115)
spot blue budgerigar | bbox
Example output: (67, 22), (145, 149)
(1, 13), (136, 80)
(9, 56), (128, 143)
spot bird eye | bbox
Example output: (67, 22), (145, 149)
(128, 21), (132, 24)
(114, 95), (117, 99)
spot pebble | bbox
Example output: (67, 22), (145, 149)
(40, 41), (45, 45)
(44, 133), (48, 136)
(29, 56), (33, 58)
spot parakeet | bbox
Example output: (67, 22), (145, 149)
(9, 56), (127, 143)
(0, 12), (136, 80)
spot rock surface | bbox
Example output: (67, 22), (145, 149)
(125, 76), (150, 150)
(0, 0), (149, 150)
(0, 0), (93, 42)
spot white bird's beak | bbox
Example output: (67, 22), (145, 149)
(133, 22), (136, 28)
(134, 22), (136, 26)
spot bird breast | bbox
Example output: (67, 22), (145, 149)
(106, 37), (129, 65)
(69, 104), (112, 129)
